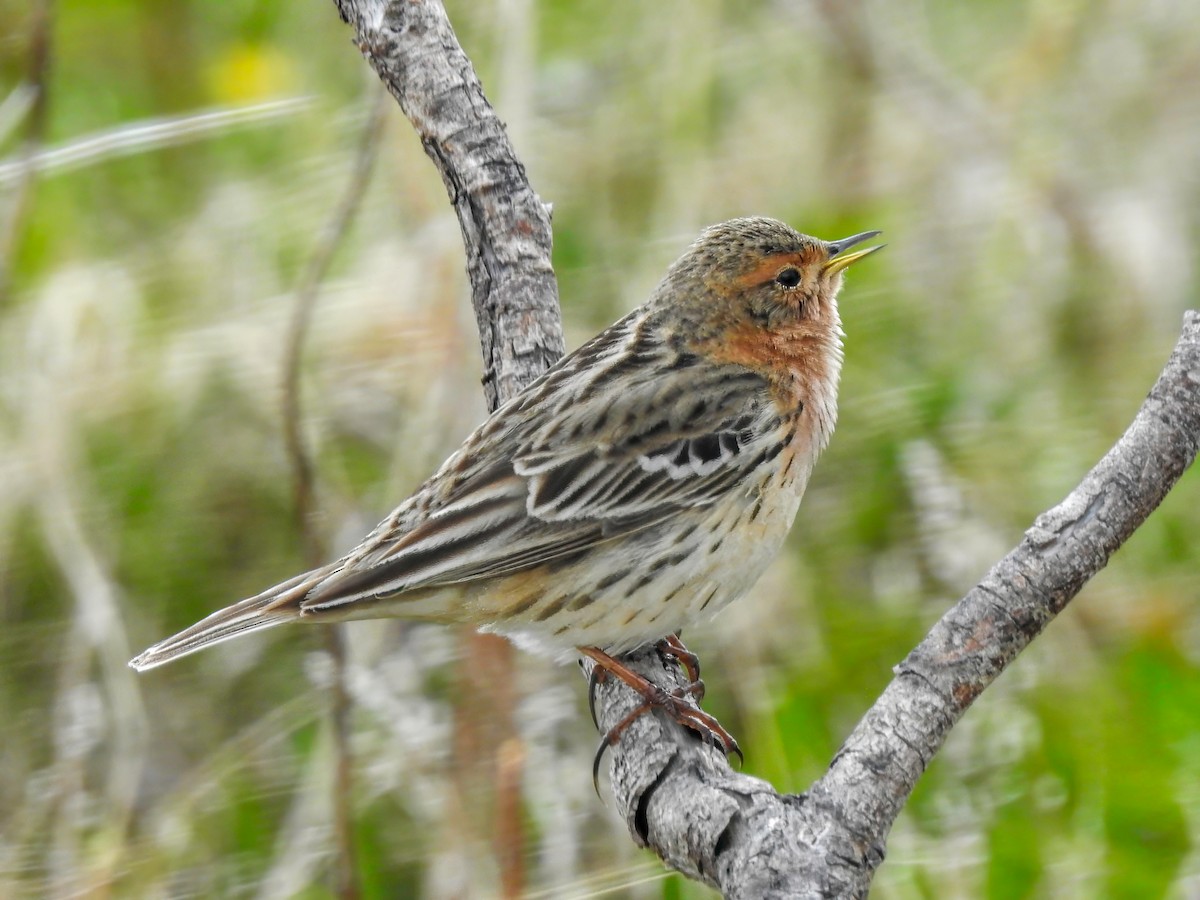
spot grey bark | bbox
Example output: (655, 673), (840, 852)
(332, 0), (564, 411)
(330, 1), (1200, 896)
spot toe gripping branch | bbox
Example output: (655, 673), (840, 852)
(581, 636), (743, 795)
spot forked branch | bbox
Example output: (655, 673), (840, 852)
(330, 1), (1200, 896)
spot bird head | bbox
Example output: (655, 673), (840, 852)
(655, 217), (882, 360)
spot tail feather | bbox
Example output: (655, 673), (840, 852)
(129, 566), (336, 671)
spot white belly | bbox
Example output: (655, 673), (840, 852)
(482, 450), (814, 661)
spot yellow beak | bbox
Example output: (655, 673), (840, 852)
(823, 230), (884, 276)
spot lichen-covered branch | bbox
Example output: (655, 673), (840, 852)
(587, 311), (1200, 897)
(333, 0), (564, 410)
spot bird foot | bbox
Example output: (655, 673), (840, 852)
(580, 644), (742, 795)
(584, 634), (704, 725)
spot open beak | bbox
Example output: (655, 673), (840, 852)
(823, 230), (884, 276)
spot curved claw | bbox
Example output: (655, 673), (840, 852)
(591, 740), (606, 797)
(581, 644), (743, 795)
(729, 739), (744, 767)
(705, 726), (743, 765)
(586, 661), (608, 728)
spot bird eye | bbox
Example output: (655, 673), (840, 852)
(775, 267), (801, 288)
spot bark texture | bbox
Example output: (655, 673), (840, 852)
(588, 310), (1200, 897)
(333, 0), (564, 411)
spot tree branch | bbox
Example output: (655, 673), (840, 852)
(333, 0), (564, 410)
(587, 310), (1200, 897)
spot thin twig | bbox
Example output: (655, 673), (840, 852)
(279, 84), (388, 900)
(281, 86), (388, 564)
(0, 97), (313, 188)
(0, 0), (54, 302)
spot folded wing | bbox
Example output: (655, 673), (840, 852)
(302, 319), (783, 611)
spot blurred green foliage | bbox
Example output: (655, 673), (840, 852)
(1, 0), (1199, 897)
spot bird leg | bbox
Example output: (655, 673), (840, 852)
(586, 633), (703, 726)
(580, 644), (742, 793)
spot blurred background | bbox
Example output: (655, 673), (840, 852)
(2, 0), (1199, 897)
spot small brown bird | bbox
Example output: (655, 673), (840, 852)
(131, 218), (880, 748)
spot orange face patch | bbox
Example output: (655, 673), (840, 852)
(695, 317), (832, 391)
(688, 246), (841, 410)
(686, 299), (838, 417)
(727, 249), (825, 292)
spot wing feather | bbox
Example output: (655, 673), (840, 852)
(301, 312), (784, 610)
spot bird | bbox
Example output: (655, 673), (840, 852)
(130, 217), (881, 753)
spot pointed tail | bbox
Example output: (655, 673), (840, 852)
(129, 566), (337, 671)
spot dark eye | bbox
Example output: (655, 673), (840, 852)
(775, 267), (801, 288)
